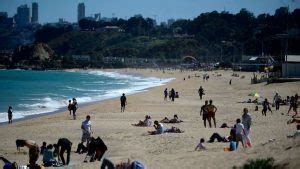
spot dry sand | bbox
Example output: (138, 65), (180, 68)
(0, 69), (299, 169)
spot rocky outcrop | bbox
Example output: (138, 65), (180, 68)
(11, 43), (61, 69)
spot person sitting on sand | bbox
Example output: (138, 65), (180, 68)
(287, 118), (300, 138)
(195, 138), (206, 151)
(165, 126), (184, 133)
(208, 127), (236, 143)
(0, 156), (18, 169)
(132, 115), (152, 127)
(175, 92), (179, 98)
(43, 144), (57, 167)
(160, 114), (183, 123)
(148, 121), (165, 135)
(40, 142), (47, 155)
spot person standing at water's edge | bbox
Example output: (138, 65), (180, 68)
(7, 106), (13, 124)
(120, 93), (127, 112)
(72, 98), (77, 120)
(67, 100), (72, 115)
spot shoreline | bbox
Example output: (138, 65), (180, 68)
(0, 68), (174, 125)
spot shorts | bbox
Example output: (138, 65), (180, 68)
(208, 111), (215, 118)
(81, 132), (91, 143)
(236, 134), (244, 143)
(121, 103), (126, 107)
(202, 114), (208, 120)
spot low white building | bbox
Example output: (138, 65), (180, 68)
(72, 55), (90, 63)
(282, 55), (300, 77)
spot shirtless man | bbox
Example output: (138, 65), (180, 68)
(206, 100), (217, 128)
(15, 139), (39, 168)
(200, 100), (209, 128)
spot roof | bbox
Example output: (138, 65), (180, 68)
(286, 55), (300, 62)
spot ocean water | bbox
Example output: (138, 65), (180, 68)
(0, 69), (173, 122)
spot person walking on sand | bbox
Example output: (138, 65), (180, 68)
(81, 115), (92, 147)
(120, 93), (127, 112)
(200, 100), (209, 128)
(273, 93), (281, 111)
(71, 98), (78, 120)
(262, 98), (272, 116)
(164, 88), (168, 101)
(287, 94), (298, 118)
(198, 86), (204, 100)
(242, 108), (252, 147)
(207, 100), (217, 128)
(7, 106), (13, 124)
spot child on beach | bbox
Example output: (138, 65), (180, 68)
(262, 98), (272, 116)
(235, 118), (246, 149)
(68, 100), (72, 115)
(195, 138), (206, 151)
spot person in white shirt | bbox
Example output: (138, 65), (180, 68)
(195, 138), (206, 151)
(235, 118), (246, 149)
(81, 115), (92, 146)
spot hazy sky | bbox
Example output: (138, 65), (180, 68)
(0, 0), (299, 24)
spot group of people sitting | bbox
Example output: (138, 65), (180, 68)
(195, 108), (252, 152)
(132, 114), (184, 135)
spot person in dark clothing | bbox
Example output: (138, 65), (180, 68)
(71, 98), (77, 120)
(55, 138), (72, 165)
(198, 86), (204, 100)
(84, 137), (107, 163)
(40, 142), (47, 155)
(120, 93), (127, 112)
(208, 128), (236, 143)
(164, 88), (168, 101)
(7, 106), (13, 124)
(170, 88), (175, 102)
(67, 100), (72, 115)
(200, 100), (209, 128)
(262, 98), (272, 116)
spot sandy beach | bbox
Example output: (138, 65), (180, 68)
(0, 68), (299, 169)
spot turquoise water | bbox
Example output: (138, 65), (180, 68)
(0, 69), (173, 122)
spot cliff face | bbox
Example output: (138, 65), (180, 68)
(11, 43), (61, 69)
(13, 43), (56, 62)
